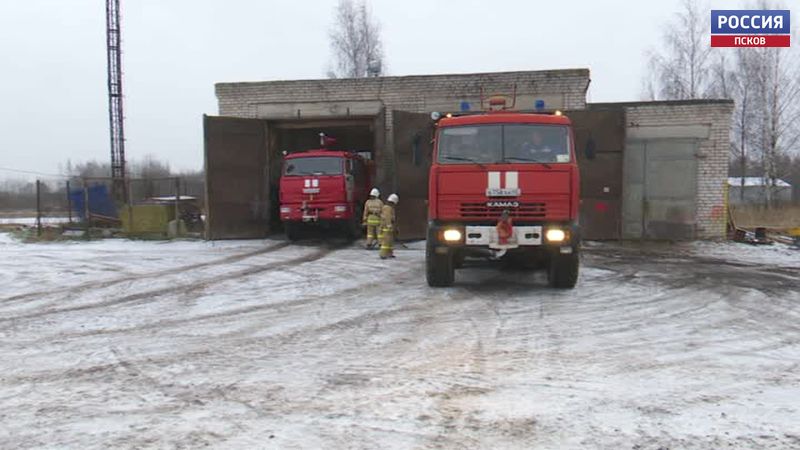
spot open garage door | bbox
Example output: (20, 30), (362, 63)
(568, 108), (626, 240)
(393, 111), (433, 240)
(204, 115), (270, 239)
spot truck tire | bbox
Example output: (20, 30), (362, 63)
(285, 223), (301, 242)
(426, 241), (455, 287)
(548, 251), (579, 289)
(343, 217), (360, 241)
(344, 207), (362, 241)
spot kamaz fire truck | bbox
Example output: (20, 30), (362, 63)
(425, 97), (581, 287)
(279, 134), (372, 241)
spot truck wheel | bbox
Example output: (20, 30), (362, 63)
(426, 242), (455, 287)
(548, 251), (579, 289)
(344, 207), (362, 241)
(343, 218), (359, 241)
(285, 223), (301, 242)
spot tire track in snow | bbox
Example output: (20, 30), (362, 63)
(0, 243), (343, 324)
(0, 241), (291, 305)
(26, 263), (424, 342)
(3, 270), (431, 385)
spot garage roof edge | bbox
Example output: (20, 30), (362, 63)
(588, 99), (734, 108)
(215, 68), (591, 90)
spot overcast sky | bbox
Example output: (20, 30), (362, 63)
(0, 0), (795, 180)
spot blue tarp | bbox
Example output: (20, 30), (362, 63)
(70, 184), (118, 220)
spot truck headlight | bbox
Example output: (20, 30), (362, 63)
(334, 205), (348, 212)
(280, 207), (291, 214)
(545, 228), (566, 242)
(443, 229), (462, 242)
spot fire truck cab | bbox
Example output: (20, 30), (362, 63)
(426, 109), (581, 287)
(279, 145), (371, 241)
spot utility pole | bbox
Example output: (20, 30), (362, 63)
(36, 180), (42, 237)
(106, 0), (127, 202)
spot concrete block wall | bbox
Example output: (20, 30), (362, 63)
(217, 69), (590, 116)
(623, 100), (735, 239)
(216, 69), (590, 188)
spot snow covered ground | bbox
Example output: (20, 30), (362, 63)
(0, 216), (71, 225)
(689, 240), (799, 267)
(0, 234), (798, 449)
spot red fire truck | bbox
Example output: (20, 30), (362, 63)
(425, 104), (581, 288)
(279, 136), (372, 241)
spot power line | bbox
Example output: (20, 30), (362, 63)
(0, 166), (70, 179)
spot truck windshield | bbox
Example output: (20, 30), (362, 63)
(438, 124), (570, 164)
(284, 157), (343, 176)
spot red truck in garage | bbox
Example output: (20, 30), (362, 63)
(279, 141), (372, 241)
(425, 107), (582, 288)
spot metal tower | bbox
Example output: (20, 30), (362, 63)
(106, 0), (126, 200)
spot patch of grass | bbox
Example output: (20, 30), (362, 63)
(731, 205), (800, 230)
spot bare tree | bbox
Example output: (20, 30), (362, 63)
(132, 154), (171, 179)
(706, 52), (732, 99)
(718, 48), (759, 201)
(645, 0), (712, 100)
(752, 45), (800, 206)
(638, 53), (659, 101)
(328, 0), (384, 78)
(68, 160), (112, 179)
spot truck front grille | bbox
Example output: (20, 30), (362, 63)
(459, 202), (547, 219)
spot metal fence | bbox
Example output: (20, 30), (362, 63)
(0, 176), (205, 238)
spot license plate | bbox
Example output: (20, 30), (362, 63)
(486, 188), (520, 197)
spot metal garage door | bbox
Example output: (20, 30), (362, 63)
(393, 110), (433, 240)
(623, 140), (698, 239)
(204, 115), (270, 239)
(568, 108), (626, 240)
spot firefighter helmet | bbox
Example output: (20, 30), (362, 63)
(370, 188), (380, 197)
(387, 193), (399, 204)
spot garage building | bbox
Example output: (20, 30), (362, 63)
(207, 69), (732, 241)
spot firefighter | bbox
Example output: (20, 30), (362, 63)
(379, 193), (399, 259)
(362, 188), (383, 249)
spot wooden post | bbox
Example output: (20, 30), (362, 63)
(127, 178), (133, 234)
(83, 178), (90, 237)
(174, 177), (181, 231)
(36, 180), (42, 237)
(66, 180), (72, 223)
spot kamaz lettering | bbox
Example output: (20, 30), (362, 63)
(487, 201), (519, 208)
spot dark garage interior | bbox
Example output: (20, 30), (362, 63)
(204, 115), (382, 239)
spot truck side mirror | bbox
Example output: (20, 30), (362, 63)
(584, 137), (597, 160)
